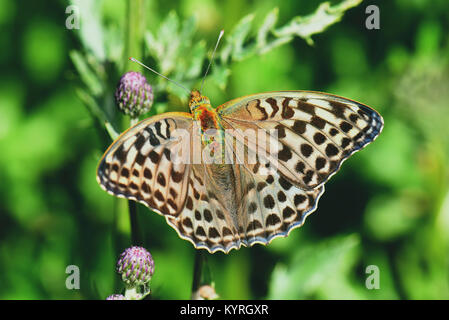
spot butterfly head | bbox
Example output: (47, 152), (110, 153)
(189, 89), (211, 112)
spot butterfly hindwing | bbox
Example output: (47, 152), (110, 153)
(224, 131), (325, 250)
(167, 164), (244, 253)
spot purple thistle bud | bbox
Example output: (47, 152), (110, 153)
(106, 294), (126, 300)
(116, 246), (155, 286)
(115, 71), (154, 118)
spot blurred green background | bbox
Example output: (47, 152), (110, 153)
(1, 0), (448, 299)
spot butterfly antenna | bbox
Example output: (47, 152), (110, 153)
(200, 29), (224, 94)
(129, 57), (191, 94)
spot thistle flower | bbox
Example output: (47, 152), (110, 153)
(106, 294), (126, 300)
(115, 71), (153, 118)
(116, 246), (155, 287)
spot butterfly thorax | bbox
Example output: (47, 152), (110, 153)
(189, 90), (225, 151)
(189, 90), (218, 128)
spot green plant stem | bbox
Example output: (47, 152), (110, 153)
(191, 250), (205, 299)
(191, 250), (214, 299)
(125, 0), (145, 245)
(128, 200), (141, 245)
(125, 0), (145, 72)
(129, 117), (141, 245)
(112, 198), (121, 290)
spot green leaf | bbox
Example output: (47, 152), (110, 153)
(221, 14), (254, 63)
(104, 24), (124, 69)
(104, 121), (119, 140)
(70, 0), (106, 61)
(364, 194), (422, 241)
(144, 12), (201, 100)
(157, 11), (180, 74)
(145, 12), (183, 76)
(70, 51), (103, 96)
(179, 15), (196, 45)
(257, 8), (279, 49)
(267, 234), (360, 299)
(175, 17), (202, 81)
(142, 1), (362, 98)
(210, 64), (231, 90)
(259, 36), (293, 55)
(274, 0), (362, 45)
(185, 40), (206, 80)
(74, 87), (104, 122)
(144, 30), (158, 58)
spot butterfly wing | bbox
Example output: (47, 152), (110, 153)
(166, 163), (244, 253)
(97, 112), (193, 218)
(200, 91), (383, 251)
(170, 118), (328, 253)
(166, 157), (325, 254)
(97, 112), (255, 253)
(217, 91), (384, 190)
(231, 142), (326, 248)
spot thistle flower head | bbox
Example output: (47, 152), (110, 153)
(106, 294), (126, 300)
(116, 246), (155, 286)
(115, 71), (153, 118)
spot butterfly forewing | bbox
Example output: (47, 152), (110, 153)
(218, 91), (384, 190)
(97, 113), (193, 218)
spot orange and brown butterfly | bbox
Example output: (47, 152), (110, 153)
(97, 86), (383, 253)
(96, 32), (383, 254)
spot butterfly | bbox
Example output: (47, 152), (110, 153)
(97, 89), (383, 253)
